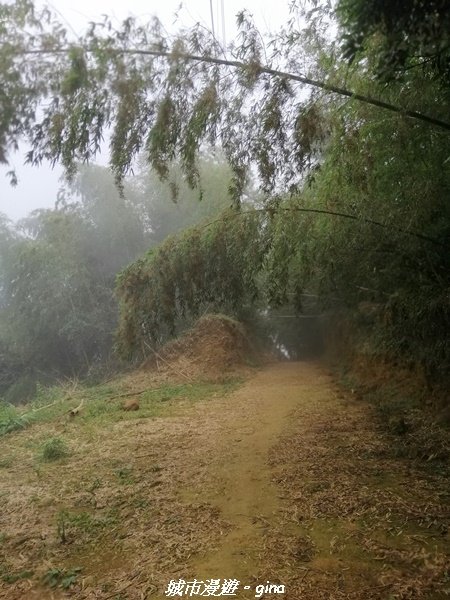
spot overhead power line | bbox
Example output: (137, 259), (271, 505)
(209, 0), (216, 41)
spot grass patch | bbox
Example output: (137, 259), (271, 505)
(56, 509), (118, 545)
(2, 569), (34, 584)
(43, 567), (82, 590)
(40, 437), (69, 462)
(0, 376), (243, 440)
(81, 379), (242, 424)
(115, 465), (134, 485)
(0, 415), (31, 436)
(0, 383), (75, 436)
(139, 378), (242, 410)
(65, 510), (117, 532)
(142, 380), (238, 402)
(0, 402), (32, 436)
(0, 456), (14, 468)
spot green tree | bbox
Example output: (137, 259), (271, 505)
(265, 63), (450, 386)
(116, 207), (265, 357)
(1, 0), (449, 197)
(70, 164), (150, 278)
(0, 0), (449, 394)
(130, 152), (242, 244)
(6, 208), (117, 374)
(114, 32), (449, 389)
(337, 0), (450, 81)
(0, 155), (242, 386)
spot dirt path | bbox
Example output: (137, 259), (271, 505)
(180, 361), (449, 599)
(185, 362), (305, 585)
(0, 361), (448, 599)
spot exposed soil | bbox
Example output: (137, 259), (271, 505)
(0, 361), (448, 599)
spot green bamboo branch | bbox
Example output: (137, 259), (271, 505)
(18, 46), (450, 132)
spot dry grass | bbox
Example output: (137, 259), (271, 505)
(260, 367), (450, 599)
(0, 380), (238, 599)
(0, 358), (448, 599)
(141, 314), (262, 381)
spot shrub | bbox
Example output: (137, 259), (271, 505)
(41, 437), (69, 461)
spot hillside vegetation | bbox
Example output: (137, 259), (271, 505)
(0, 0), (448, 415)
(0, 1), (449, 597)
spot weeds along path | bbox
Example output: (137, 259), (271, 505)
(0, 361), (448, 599)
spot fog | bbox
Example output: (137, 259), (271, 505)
(0, 0), (290, 222)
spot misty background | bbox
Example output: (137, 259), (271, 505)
(0, 0), (290, 221)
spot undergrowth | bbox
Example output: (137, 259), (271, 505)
(42, 567), (82, 590)
(0, 378), (242, 437)
(40, 437), (69, 461)
(335, 364), (450, 473)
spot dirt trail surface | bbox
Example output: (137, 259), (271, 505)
(186, 362), (304, 584)
(0, 361), (448, 599)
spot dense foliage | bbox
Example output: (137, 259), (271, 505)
(116, 209), (265, 357)
(337, 0), (450, 82)
(0, 157), (233, 394)
(116, 59), (450, 391)
(0, 1), (449, 399)
(1, 0), (449, 197)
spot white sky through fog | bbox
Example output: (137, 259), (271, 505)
(0, 0), (291, 221)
